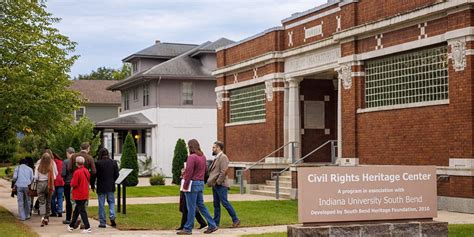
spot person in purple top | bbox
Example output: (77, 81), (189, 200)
(177, 139), (218, 235)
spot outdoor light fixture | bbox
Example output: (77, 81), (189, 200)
(134, 134), (140, 140)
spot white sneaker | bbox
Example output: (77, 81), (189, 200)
(82, 228), (92, 233)
(67, 226), (74, 232)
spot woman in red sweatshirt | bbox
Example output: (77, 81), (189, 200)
(67, 156), (91, 233)
(51, 153), (65, 217)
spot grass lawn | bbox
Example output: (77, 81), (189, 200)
(0, 167), (7, 178)
(89, 185), (240, 199)
(449, 224), (474, 237)
(0, 206), (38, 237)
(88, 200), (298, 230)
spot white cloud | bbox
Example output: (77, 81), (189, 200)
(46, 0), (327, 77)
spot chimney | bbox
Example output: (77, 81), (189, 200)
(155, 39), (161, 44)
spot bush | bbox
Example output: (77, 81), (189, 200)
(4, 167), (12, 178)
(149, 174), (166, 186)
(120, 133), (139, 186)
(171, 139), (188, 185)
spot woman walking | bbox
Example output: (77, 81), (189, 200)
(13, 158), (34, 221)
(68, 156), (92, 233)
(51, 153), (65, 217)
(34, 152), (58, 227)
(177, 139), (218, 235)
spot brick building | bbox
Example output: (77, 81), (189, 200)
(214, 0), (474, 213)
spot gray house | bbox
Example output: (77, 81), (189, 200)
(69, 80), (121, 123)
(96, 38), (234, 176)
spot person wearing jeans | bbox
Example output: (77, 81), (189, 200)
(207, 141), (240, 227)
(177, 139), (218, 235)
(13, 159), (34, 221)
(62, 147), (75, 224)
(51, 153), (65, 217)
(68, 156), (91, 233)
(91, 147), (118, 228)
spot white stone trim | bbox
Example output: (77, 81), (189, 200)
(285, 62), (339, 78)
(281, 0), (340, 24)
(265, 80), (274, 101)
(337, 63), (352, 90)
(215, 73), (285, 92)
(437, 167), (474, 176)
(285, 7), (339, 30)
(338, 0), (358, 7)
(225, 119), (266, 127)
(212, 52), (283, 76)
(357, 100), (449, 113)
(449, 39), (467, 71)
(352, 72), (364, 77)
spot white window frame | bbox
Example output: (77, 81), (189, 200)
(74, 106), (86, 122)
(143, 84), (149, 106)
(124, 91), (130, 110)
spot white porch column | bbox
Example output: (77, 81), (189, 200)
(283, 81), (289, 158)
(337, 74), (342, 158)
(145, 128), (152, 157)
(287, 77), (302, 160)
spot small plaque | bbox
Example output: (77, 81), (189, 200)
(115, 168), (133, 184)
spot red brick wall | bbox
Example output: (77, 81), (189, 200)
(223, 62), (284, 85)
(438, 176), (474, 198)
(355, 0), (438, 25)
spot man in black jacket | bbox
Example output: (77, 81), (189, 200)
(90, 148), (119, 228)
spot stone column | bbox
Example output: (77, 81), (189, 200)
(145, 128), (152, 158)
(283, 81), (289, 158)
(287, 77), (302, 160)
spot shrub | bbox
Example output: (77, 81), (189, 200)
(4, 167), (12, 178)
(171, 139), (188, 185)
(120, 133), (139, 186)
(149, 173), (166, 186)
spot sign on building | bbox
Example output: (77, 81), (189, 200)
(298, 166), (437, 223)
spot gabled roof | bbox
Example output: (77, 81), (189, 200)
(108, 38), (234, 91)
(122, 42), (198, 62)
(70, 80), (121, 105)
(190, 38), (235, 57)
(95, 113), (155, 129)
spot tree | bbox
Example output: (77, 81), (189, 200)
(75, 63), (131, 80)
(47, 117), (101, 159)
(171, 139), (188, 185)
(0, 130), (18, 164)
(0, 0), (83, 140)
(120, 133), (139, 186)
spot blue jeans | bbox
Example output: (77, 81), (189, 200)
(212, 185), (239, 226)
(17, 186), (30, 220)
(98, 192), (115, 225)
(184, 181), (217, 232)
(51, 186), (64, 215)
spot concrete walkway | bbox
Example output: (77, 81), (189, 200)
(1, 178), (474, 237)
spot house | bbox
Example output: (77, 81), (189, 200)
(69, 80), (121, 123)
(96, 38), (234, 176)
(213, 0), (474, 213)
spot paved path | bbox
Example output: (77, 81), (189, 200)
(1, 178), (474, 237)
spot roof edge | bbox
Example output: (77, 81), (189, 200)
(281, 0), (340, 24)
(216, 27), (284, 52)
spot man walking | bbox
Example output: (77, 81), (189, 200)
(207, 141), (240, 228)
(62, 147), (75, 224)
(90, 148), (119, 228)
(68, 143), (96, 176)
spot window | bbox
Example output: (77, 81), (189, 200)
(182, 82), (193, 105)
(133, 88), (138, 101)
(124, 91), (130, 110)
(74, 107), (85, 122)
(132, 62), (138, 74)
(143, 84), (149, 106)
(365, 45), (448, 108)
(229, 83), (266, 123)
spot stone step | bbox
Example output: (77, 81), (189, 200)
(258, 185), (292, 193)
(250, 190), (291, 199)
(272, 175), (291, 182)
(281, 171), (292, 177)
(266, 180), (292, 188)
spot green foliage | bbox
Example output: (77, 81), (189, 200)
(0, 130), (18, 164)
(120, 133), (139, 186)
(4, 167), (13, 178)
(47, 117), (101, 159)
(0, 0), (83, 140)
(149, 174), (166, 186)
(171, 139), (188, 185)
(75, 63), (131, 80)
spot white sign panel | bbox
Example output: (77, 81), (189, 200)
(305, 25), (323, 39)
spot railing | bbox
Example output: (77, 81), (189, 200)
(271, 140), (337, 199)
(236, 141), (297, 194)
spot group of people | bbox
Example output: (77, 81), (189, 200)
(176, 140), (240, 235)
(11, 142), (119, 234)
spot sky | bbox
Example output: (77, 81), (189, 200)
(46, 0), (327, 78)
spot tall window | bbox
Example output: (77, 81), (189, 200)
(365, 45), (448, 108)
(133, 88), (138, 101)
(182, 82), (193, 105)
(229, 84), (266, 123)
(74, 107), (85, 122)
(132, 62), (138, 74)
(124, 91), (130, 110)
(143, 84), (149, 106)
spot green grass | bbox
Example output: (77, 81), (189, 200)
(241, 233), (286, 237)
(449, 224), (474, 237)
(88, 200), (298, 230)
(0, 205), (38, 237)
(89, 185), (240, 199)
(0, 167), (7, 178)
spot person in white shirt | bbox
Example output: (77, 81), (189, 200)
(34, 151), (58, 227)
